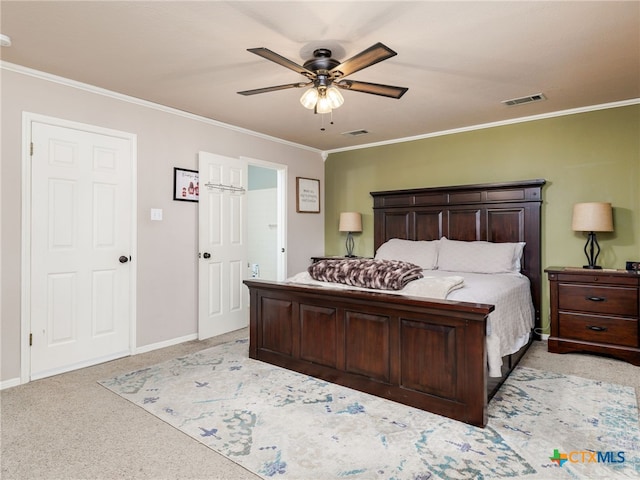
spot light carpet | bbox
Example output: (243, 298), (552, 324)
(99, 339), (639, 479)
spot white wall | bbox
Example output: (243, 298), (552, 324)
(0, 65), (325, 384)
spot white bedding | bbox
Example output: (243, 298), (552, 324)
(287, 269), (534, 377)
(432, 270), (534, 377)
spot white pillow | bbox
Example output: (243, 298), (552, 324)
(374, 238), (439, 270)
(437, 237), (525, 274)
(512, 241), (526, 271)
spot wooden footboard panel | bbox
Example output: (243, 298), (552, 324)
(245, 279), (494, 427)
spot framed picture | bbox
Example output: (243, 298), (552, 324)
(173, 167), (199, 202)
(296, 177), (320, 213)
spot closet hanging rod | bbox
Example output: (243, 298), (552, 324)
(204, 182), (246, 194)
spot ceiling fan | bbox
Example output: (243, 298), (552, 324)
(237, 42), (408, 114)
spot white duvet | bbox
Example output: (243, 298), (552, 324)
(434, 270), (534, 377)
(287, 269), (534, 377)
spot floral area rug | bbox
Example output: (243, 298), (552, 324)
(99, 339), (639, 479)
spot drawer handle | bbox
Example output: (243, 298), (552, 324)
(586, 296), (606, 302)
(587, 325), (608, 332)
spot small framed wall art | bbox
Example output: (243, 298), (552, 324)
(173, 167), (199, 202)
(296, 177), (320, 213)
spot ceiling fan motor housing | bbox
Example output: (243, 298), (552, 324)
(304, 49), (340, 75)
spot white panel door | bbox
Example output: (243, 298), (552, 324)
(198, 152), (248, 339)
(29, 121), (133, 379)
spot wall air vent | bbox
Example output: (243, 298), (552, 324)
(342, 129), (369, 137)
(502, 93), (546, 106)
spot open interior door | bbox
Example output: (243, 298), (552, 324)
(198, 151), (248, 339)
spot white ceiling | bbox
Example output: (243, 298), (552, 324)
(1, 1), (639, 152)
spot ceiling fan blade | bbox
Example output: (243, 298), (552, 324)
(238, 82), (311, 96)
(330, 43), (397, 78)
(336, 80), (408, 99)
(247, 47), (316, 78)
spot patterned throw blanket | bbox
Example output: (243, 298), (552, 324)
(308, 258), (424, 291)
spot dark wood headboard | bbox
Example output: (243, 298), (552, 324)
(371, 179), (545, 335)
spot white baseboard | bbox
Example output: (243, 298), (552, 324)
(135, 333), (198, 355)
(0, 377), (22, 391)
(541, 333), (550, 341)
(2, 334), (199, 389)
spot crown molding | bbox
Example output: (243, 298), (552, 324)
(322, 98), (640, 157)
(0, 61), (323, 157)
(4, 61), (636, 161)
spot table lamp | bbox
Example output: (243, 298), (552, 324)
(339, 212), (362, 257)
(571, 202), (613, 269)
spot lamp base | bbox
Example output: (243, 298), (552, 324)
(345, 232), (355, 257)
(582, 232), (603, 270)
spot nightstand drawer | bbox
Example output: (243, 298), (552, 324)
(555, 273), (639, 286)
(558, 284), (638, 316)
(558, 312), (638, 347)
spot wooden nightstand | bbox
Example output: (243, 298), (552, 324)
(545, 267), (640, 366)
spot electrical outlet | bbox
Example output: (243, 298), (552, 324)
(625, 261), (640, 271)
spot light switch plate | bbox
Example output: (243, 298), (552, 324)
(150, 208), (163, 221)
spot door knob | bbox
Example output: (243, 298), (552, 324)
(119, 256), (129, 263)
(203, 252), (211, 259)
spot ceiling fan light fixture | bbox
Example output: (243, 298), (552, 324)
(300, 88), (319, 109)
(316, 95), (333, 114)
(300, 85), (344, 113)
(326, 87), (344, 109)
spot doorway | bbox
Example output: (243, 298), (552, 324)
(247, 162), (287, 281)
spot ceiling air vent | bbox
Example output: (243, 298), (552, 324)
(502, 93), (546, 106)
(342, 129), (369, 137)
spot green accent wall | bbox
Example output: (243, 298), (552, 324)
(325, 104), (640, 333)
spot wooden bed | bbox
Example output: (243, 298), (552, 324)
(244, 179), (545, 427)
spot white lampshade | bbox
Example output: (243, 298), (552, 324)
(572, 202), (614, 232)
(300, 88), (319, 109)
(339, 212), (362, 232)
